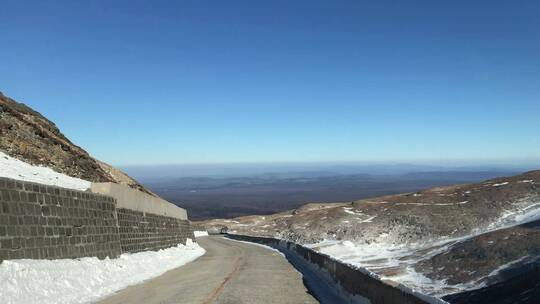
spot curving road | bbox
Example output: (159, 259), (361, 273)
(97, 236), (318, 304)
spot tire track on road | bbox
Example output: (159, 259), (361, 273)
(202, 245), (244, 304)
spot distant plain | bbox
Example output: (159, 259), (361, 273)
(124, 165), (523, 220)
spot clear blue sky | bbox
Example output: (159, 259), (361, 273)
(1, 1), (539, 166)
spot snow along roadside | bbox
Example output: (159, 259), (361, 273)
(0, 239), (205, 304)
(193, 230), (209, 237)
(0, 151), (91, 191)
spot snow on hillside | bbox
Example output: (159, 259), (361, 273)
(194, 230), (209, 237)
(308, 237), (469, 296)
(307, 202), (540, 297)
(0, 151), (91, 190)
(0, 239), (205, 304)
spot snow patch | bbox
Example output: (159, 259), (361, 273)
(193, 231), (209, 237)
(395, 201), (469, 206)
(343, 207), (361, 215)
(358, 216), (377, 223)
(308, 238), (471, 296)
(343, 207), (376, 223)
(0, 240), (205, 304)
(483, 255), (531, 278)
(492, 182), (509, 187)
(0, 151), (91, 191)
(489, 202), (540, 230)
(307, 199), (540, 297)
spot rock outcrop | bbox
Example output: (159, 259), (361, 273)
(0, 91), (149, 193)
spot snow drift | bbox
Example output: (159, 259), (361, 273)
(0, 240), (205, 304)
(0, 151), (91, 190)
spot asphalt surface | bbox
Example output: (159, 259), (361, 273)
(97, 236), (318, 304)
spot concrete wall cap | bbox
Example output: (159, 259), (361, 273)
(90, 183), (188, 220)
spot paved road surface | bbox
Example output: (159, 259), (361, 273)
(98, 236), (318, 304)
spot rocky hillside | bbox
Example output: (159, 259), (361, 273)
(201, 170), (540, 242)
(200, 170), (540, 299)
(0, 91), (148, 193)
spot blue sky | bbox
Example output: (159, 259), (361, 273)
(1, 1), (539, 166)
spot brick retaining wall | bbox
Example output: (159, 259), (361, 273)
(117, 208), (192, 253)
(0, 178), (120, 260)
(0, 177), (193, 262)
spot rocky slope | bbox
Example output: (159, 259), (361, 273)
(199, 171), (540, 299)
(201, 171), (540, 242)
(0, 91), (148, 193)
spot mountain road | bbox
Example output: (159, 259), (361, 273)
(97, 236), (318, 304)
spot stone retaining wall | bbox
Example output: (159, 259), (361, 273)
(0, 178), (121, 261)
(0, 177), (192, 262)
(117, 208), (192, 253)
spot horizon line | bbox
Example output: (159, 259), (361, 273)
(117, 158), (540, 168)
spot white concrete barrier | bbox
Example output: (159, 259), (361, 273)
(90, 183), (187, 220)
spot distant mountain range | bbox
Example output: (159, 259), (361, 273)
(123, 162), (536, 181)
(145, 170), (521, 219)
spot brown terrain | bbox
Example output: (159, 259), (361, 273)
(199, 170), (540, 298)
(417, 218), (540, 286)
(0, 91), (149, 193)
(200, 171), (540, 243)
